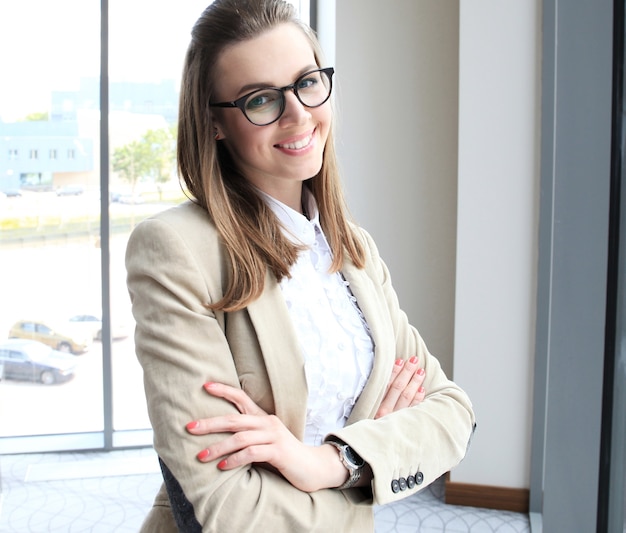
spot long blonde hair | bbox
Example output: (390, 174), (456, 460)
(178, 0), (365, 311)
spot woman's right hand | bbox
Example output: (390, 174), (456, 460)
(187, 383), (354, 492)
(374, 356), (426, 419)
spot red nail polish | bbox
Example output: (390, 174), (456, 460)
(217, 459), (227, 469)
(418, 386), (425, 394)
(186, 421), (199, 431)
(409, 356), (418, 364)
(197, 449), (210, 461)
(395, 359), (404, 366)
(417, 368), (425, 376)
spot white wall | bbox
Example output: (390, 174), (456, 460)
(334, 0), (459, 376)
(333, 0), (541, 490)
(452, 0), (540, 489)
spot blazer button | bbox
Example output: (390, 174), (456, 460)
(407, 475), (416, 489)
(398, 477), (407, 491)
(415, 471), (424, 485)
(391, 479), (400, 493)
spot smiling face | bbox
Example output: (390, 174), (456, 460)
(211, 23), (332, 211)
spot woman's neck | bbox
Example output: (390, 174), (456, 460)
(256, 183), (304, 214)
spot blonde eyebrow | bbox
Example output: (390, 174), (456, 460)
(236, 64), (319, 95)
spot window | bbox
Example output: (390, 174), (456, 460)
(0, 0), (312, 454)
(37, 324), (52, 335)
(0, 0), (104, 450)
(9, 351), (25, 362)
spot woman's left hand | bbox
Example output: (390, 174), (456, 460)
(375, 356), (426, 419)
(186, 382), (349, 493)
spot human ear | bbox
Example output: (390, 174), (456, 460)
(211, 117), (225, 141)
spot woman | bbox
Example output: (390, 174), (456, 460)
(126, 0), (475, 531)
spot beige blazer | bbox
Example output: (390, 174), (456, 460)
(126, 201), (475, 532)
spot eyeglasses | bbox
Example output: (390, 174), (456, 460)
(210, 67), (334, 126)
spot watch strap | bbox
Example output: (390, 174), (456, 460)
(326, 439), (363, 490)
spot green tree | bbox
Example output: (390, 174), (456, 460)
(143, 127), (176, 200)
(112, 138), (150, 230)
(111, 139), (147, 195)
(111, 126), (176, 201)
(21, 111), (49, 121)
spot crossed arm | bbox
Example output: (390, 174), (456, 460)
(185, 355), (426, 492)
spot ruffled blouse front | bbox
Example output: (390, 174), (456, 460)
(261, 191), (375, 446)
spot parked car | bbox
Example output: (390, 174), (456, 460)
(9, 319), (92, 354)
(1, 189), (21, 198)
(110, 191), (143, 204)
(56, 185), (84, 196)
(0, 339), (77, 384)
(68, 314), (129, 341)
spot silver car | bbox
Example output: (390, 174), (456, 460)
(0, 339), (78, 385)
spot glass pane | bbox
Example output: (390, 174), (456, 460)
(605, 6), (626, 530)
(0, 0), (314, 449)
(108, 1), (211, 434)
(0, 1), (103, 439)
(612, 18), (626, 527)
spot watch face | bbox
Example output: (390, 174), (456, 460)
(344, 446), (365, 468)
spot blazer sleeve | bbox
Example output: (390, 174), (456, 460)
(126, 214), (373, 532)
(326, 227), (476, 506)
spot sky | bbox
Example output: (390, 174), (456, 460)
(0, 1), (309, 122)
(0, 0), (210, 121)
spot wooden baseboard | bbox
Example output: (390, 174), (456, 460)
(444, 480), (529, 513)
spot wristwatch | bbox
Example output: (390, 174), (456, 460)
(326, 438), (365, 490)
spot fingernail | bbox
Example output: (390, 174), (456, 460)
(395, 359), (404, 366)
(418, 386), (425, 394)
(203, 382), (215, 390)
(217, 459), (227, 469)
(186, 421), (199, 431)
(409, 356), (418, 364)
(197, 449), (210, 461)
(417, 368), (425, 376)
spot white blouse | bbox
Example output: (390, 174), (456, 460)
(261, 191), (375, 446)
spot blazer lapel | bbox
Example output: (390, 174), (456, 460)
(246, 271), (308, 438)
(341, 260), (396, 423)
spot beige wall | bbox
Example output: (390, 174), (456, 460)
(332, 0), (541, 490)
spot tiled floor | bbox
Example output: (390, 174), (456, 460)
(0, 448), (530, 532)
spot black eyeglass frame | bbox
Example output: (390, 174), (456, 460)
(209, 67), (335, 126)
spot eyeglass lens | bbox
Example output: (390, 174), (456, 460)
(244, 69), (332, 125)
